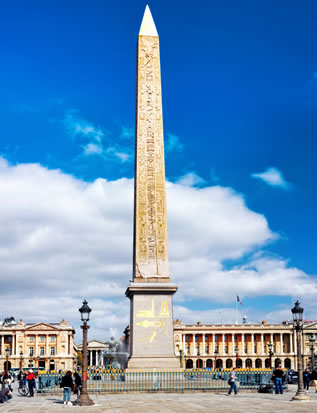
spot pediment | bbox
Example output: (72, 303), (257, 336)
(303, 321), (317, 330)
(87, 340), (108, 348)
(25, 323), (59, 331)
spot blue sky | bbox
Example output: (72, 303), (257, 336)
(0, 0), (317, 340)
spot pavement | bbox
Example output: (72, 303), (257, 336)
(1, 385), (317, 413)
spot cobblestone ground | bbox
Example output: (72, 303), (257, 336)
(0, 385), (316, 413)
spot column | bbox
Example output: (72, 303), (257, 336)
(35, 335), (38, 356)
(89, 350), (92, 366)
(221, 334), (224, 355)
(232, 334), (235, 355)
(193, 334), (195, 355)
(242, 334), (245, 355)
(270, 333), (274, 350)
(261, 334), (264, 354)
(251, 334), (255, 355)
(212, 334), (215, 355)
(202, 334), (205, 355)
(46, 335), (49, 356)
(12, 335), (15, 355)
(1, 336), (4, 355)
(183, 334), (185, 353)
(280, 333), (284, 354)
(290, 333), (293, 353)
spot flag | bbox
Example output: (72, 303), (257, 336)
(236, 295), (243, 306)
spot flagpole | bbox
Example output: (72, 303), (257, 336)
(235, 298), (238, 324)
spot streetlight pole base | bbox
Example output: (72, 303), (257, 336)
(73, 394), (94, 406)
(292, 392), (311, 402)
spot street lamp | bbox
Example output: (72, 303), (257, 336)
(268, 342), (274, 369)
(291, 300), (310, 401)
(309, 335), (316, 370)
(73, 300), (94, 406)
(37, 356), (40, 373)
(5, 348), (10, 373)
(19, 350), (23, 372)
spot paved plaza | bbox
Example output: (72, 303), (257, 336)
(1, 386), (317, 413)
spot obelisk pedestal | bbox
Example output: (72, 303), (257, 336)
(126, 5), (180, 369)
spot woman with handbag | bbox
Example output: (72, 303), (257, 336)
(228, 368), (238, 395)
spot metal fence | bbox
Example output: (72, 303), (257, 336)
(37, 369), (285, 393)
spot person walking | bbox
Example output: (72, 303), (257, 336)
(27, 370), (35, 397)
(73, 372), (82, 398)
(228, 367), (238, 395)
(303, 368), (311, 392)
(60, 371), (73, 405)
(272, 364), (285, 394)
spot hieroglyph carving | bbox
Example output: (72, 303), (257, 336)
(134, 34), (169, 279)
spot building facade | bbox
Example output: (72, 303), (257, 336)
(77, 340), (110, 367)
(0, 318), (75, 371)
(174, 320), (317, 370)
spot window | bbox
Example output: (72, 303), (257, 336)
(29, 347), (34, 356)
(8, 336), (12, 343)
(185, 335), (189, 342)
(224, 345), (228, 354)
(205, 335), (209, 341)
(254, 346), (257, 354)
(214, 345), (219, 354)
(224, 335), (227, 342)
(50, 347), (55, 356)
(29, 336), (34, 342)
(234, 345), (239, 352)
(50, 335), (56, 342)
(195, 344), (199, 355)
(40, 336), (45, 342)
(205, 345), (209, 354)
(244, 346), (248, 353)
(234, 335), (237, 342)
(215, 335), (218, 342)
(40, 347), (45, 355)
(195, 336), (199, 342)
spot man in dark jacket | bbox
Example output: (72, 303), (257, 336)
(312, 368), (317, 392)
(303, 368), (311, 391)
(272, 365), (285, 394)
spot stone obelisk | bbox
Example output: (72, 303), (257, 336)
(125, 5), (180, 369)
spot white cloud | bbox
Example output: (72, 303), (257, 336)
(120, 126), (134, 140)
(166, 133), (184, 153)
(176, 171), (206, 187)
(82, 143), (103, 156)
(0, 158), (315, 341)
(251, 167), (292, 190)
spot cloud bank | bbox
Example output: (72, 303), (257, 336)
(0, 157), (315, 341)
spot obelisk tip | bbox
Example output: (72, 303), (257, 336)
(139, 5), (158, 37)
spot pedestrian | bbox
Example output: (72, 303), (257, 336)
(228, 367), (238, 395)
(27, 369), (35, 397)
(60, 371), (73, 405)
(272, 364), (285, 394)
(2, 372), (12, 392)
(73, 372), (82, 398)
(0, 387), (12, 403)
(303, 368), (311, 391)
(312, 368), (317, 392)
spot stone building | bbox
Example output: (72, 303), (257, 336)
(77, 340), (110, 367)
(174, 320), (317, 370)
(0, 318), (75, 371)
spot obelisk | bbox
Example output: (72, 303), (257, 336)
(125, 5), (180, 369)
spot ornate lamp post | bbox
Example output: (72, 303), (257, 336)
(5, 348), (10, 373)
(37, 355), (40, 373)
(74, 300), (94, 406)
(291, 300), (310, 401)
(48, 356), (51, 372)
(309, 335), (316, 370)
(19, 350), (23, 372)
(268, 342), (274, 368)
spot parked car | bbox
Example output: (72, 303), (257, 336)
(288, 369), (298, 384)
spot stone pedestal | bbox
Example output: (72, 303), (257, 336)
(126, 283), (180, 369)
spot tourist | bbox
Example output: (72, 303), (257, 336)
(0, 387), (12, 403)
(303, 368), (311, 391)
(227, 367), (238, 395)
(312, 368), (317, 392)
(60, 371), (73, 405)
(73, 372), (82, 398)
(27, 369), (35, 397)
(272, 364), (285, 394)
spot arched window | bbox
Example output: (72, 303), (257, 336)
(196, 359), (203, 369)
(236, 358), (242, 368)
(265, 358), (271, 368)
(226, 359), (233, 368)
(275, 358), (282, 368)
(186, 359), (193, 369)
(206, 359), (213, 368)
(246, 358), (252, 368)
(216, 359), (223, 368)
(284, 358), (291, 369)
(255, 359), (262, 368)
